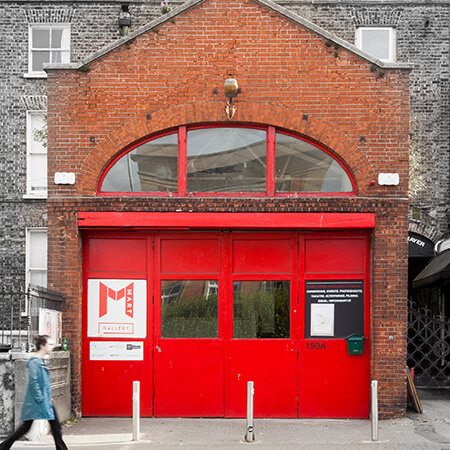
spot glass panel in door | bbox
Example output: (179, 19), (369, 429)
(226, 234), (298, 418)
(154, 235), (224, 417)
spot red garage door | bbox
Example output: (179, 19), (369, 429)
(154, 234), (225, 416)
(82, 235), (153, 416)
(225, 233), (298, 417)
(299, 234), (371, 418)
(82, 231), (370, 418)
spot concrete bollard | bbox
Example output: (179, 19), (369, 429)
(244, 381), (255, 442)
(132, 381), (140, 441)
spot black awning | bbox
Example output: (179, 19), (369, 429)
(412, 249), (450, 288)
(408, 232), (434, 258)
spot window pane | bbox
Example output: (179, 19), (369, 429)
(233, 281), (290, 339)
(30, 270), (47, 288)
(101, 133), (178, 192)
(32, 51), (50, 72)
(32, 28), (50, 48)
(29, 231), (47, 269)
(51, 29), (63, 48)
(161, 280), (218, 338)
(361, 29), (390, 61)
(101, 154), (135, 192)
(51, 51), (62, 63)
(29, 154), (47, 191)
(275, 133), (352, 192)
(30, 113), (47, 153)
(187, 128), (266, 192)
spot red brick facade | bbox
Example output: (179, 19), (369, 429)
(46, 0), (410, 417)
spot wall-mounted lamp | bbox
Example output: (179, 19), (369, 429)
(119, 5), (131, 36)
(224, 78), (239, 120)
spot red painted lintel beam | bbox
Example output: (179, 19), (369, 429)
(77, 212), (375, 229)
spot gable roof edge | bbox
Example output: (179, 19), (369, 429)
(44, 0), (413, 73)
(45, 0), (205, 71)
(254, 0), (412, 69)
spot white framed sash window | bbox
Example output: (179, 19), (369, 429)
(27, 24), (70, 77)
(26, 111), (47, 197)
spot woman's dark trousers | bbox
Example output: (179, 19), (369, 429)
(0, 409), (67, 450)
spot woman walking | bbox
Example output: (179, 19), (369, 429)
(0, 335), (68, 449)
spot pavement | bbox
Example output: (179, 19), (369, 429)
(4, 389), (450, 449)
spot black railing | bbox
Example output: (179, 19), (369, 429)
(408, 299), (450, 387)
(0, 285), (64, 352)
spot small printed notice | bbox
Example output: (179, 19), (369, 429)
(39, 308), (62, 346)
(310, 303), (335, 336)
(90, 341), (144, 361)
(87, 279), (147, 338)
(305, 280), (364, 338)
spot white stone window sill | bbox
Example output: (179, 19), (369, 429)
(23, 73), (48, 79)
(23, 194), (47, 200)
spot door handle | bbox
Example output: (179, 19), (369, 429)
(155, 345), (162, 353)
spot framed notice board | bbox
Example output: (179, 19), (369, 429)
(305, 280), (364, 338)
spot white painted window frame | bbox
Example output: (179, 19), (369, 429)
(24, 228), (47, 316)
(25, 227), (48, 290)
(26, 23), (71, 78)
(355, 27), (396, 62)
(25, 110), (47, 198)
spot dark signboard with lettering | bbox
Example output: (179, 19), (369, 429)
(305, 280), (364, 339)
(408, 232), (434, 258)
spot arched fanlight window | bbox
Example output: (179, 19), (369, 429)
(187, 128), (267, 193)
(100, 132), (178, 193)
(99, 126), (355, 196)
(275, 132), (353, 193)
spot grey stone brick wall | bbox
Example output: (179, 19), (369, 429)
(0, 0), (449, 296)
(0, 352), (70, 435)
(0, 202), (47, 291)
(0, 354), (14, 434)
(0, 1), (166, 291)
(280, 1), (450, 239)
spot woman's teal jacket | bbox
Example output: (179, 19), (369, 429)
(21, 356), (55, 421)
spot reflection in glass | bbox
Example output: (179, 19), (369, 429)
(187, 128), (266, 192)
(161, 280), (218, 338)
(101, 133), (178, 192)
(275, 133), (352, 192)
(233, 281), (290, 339)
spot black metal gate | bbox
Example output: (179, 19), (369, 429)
(408, 299), (450, 387)
(0, 285), (64, 351)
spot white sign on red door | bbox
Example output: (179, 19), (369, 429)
(87, 279), (147, 338)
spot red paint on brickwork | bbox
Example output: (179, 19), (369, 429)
(46, 0), (410, 418)
(77, 211), (375, 229)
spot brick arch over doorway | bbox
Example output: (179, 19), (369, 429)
(78, 101), (369, 196)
